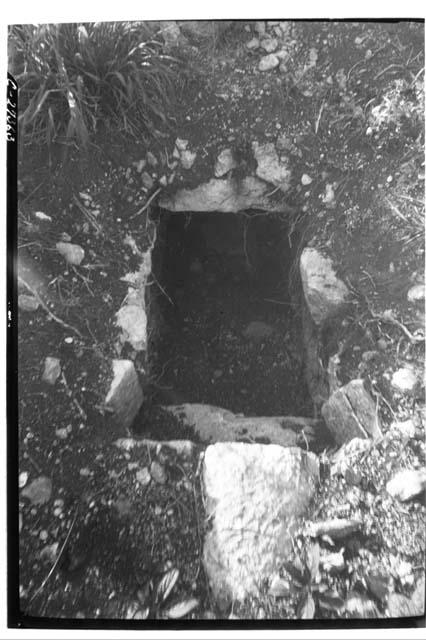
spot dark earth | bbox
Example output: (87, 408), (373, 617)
(14, 19), (425, 623)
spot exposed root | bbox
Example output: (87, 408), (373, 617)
(130, 187), (162, 219)
(28, 507), (78, 605)
(18, 277), (84, 338)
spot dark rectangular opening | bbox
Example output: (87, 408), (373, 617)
(144, 209), (312, 419)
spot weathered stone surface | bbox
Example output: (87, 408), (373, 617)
(203, 443), (319, 606)
(386, 469), (426, 502)
(407, 283), (424, 303)
(56, 242), (85, 266)
(242, 320), (275, 341)
(105, 360), (143, 431)
(178, 21), (233, 43)
(391, 367), (418, 393)
(160, 177), (282, 213)
(180, 149), (197, 169)
(159, 21), (185, 49)
(163, 404), (328, 452)
(252, 141), (291, 191)
(306, 517), (362, 539)
(18, 294), (40, 312)
(116, 305), (147, 351)
(18, 248), (52, 303)
(260, 38), (278, 53)
(258, 54), (280, 71)
(389, 419), (416, 439)
(300, 248), (349, 325)
(214, 148), (237, 177)
(41, 357), (61, 385)
(321, 380), (382, 446)
(114, 437), (195, 458)
(246, 37), (260, 50)
(117, 247), (153, 351)
(21, 476), (52, 505)
(331, 437), (372, 476)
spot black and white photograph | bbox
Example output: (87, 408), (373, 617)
(6, 6), (426, 632)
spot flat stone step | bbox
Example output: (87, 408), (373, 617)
(161, 403), (333, 452)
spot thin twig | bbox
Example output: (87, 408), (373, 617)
(28, 507), (78, 605)
(18, 277), (83, 338)
(72, 195), (103, 236)
(130, 188), (162, 219)
(374, 63), (403, 80)
(263, 298), (300, 306)
(314, 99), (326, 134)
(151, 271), (174, 306)
(410, 66), (425, 88)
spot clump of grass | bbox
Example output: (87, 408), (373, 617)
(9, 22), (181, 151)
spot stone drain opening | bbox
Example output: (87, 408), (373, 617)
(131, 209), (319, 442)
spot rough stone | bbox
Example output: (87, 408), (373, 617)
(56, 242), (85, 266)
(141, 172), (154, 189)
(116, 305), (147, 351)
(41, 357), (61, 385)
(246, 38), (260, 50)
(203, 443), (319, 606)
(390, 419), (416, 439)
(258, 54), (280, 72)
(386, 469), (426, 502)
(18, 294), (39, 312)
(252, 141), (291, 190)
(160, 177), (282, 213)
(260, 38), (278, 53)
(300, 248), (350, 325)
(160, 21), (185, 49)
(321, 380), (382, 446)
(391, 367), (418, 393)
(306, 518), (362, 539)
(243, 320), (275, 341)
(407, 284), (424, 303)
(214, 148), (237, 177)
(163, 404), (328, 452)
(254, 21), (266, 36)
(180, 149), (197, 170)
(105, 360), (143, 431)
(117, 247), (153, 351)
(21, 476), (52, 505)
(331, 437), (372, 476)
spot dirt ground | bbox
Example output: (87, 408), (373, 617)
(15, 19), (425, 623)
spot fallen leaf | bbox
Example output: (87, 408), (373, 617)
(268, 575), (291, 598)
(318, 591), (345, 613)
(156, 568), (179, 604)
(283, 559), (307, 587)
(297, 591), (315, 619)
(345, 592), (377, 618)
(307, 542), (320, 581)
(164, 597), (199, 619)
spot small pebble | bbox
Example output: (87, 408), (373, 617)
(19, 472), (28, 488)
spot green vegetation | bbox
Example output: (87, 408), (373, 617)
(10, 22), (181, 152)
